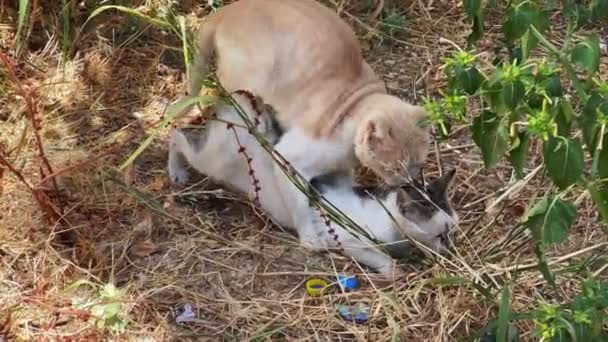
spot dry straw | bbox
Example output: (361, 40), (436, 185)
(1, 0), (607, 341)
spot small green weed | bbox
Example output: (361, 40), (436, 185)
(369, 7), (407, 45)
(68, 281), (129, 334)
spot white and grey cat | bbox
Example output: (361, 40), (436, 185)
(168, 93), (458, 277)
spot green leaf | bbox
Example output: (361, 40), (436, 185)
(591, 0), (608, 21)
(582, 94), (606, 153)
(502, 80), (525, 109)
(84, 5), (173, 30)
(455, 65), (484, 95)
(589, 186), (608, 227)
(520, 17), (548, 60)
(545, 74), (563, 98)
(468, 16), (485, 45)
(509, 130), (529, 179)
(571, 35), (601, 76)
(102, 302), (122, 319)
(105, 314), (127, 333)
(472, 111), (509, 169)
(497, 286), (511, 342)
(484, 82), (509, 115)
(15, 0), (30, 54)
(556, 100), (574, 136)
(564, 0), (591, 28)
(524, 197), (577, 244)
(598, 133), (608, 181)
(520, 31), (534, 61)
(543, 137), (584, 190)
(534, 242), (556, 286)
(503, 1), (545, 43)
(527, 93), (543, 109)
(510, 46), (523, 65)
(464, 0), (482, 18)
(591, 131), (608, 226)
(387, 315), (400, 342)
(464, 0), (484, 43)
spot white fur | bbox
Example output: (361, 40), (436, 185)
(271, 127), (357, 250)
(168, 95), (453, 277)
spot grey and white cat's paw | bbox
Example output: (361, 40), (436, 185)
(299, 234), (327, 252)
(377, 263), (405, 280)
(169, 165), (190, 186)
(168, 128), (191, 186)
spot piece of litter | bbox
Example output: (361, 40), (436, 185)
(306, 278), (328, 297)
(336, 304), (369, 324)
(175, 304), (197, 324)
(337, 275), (358, 291)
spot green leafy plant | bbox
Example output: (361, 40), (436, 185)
(432, 1), (608, 276)
(380, 8), (407, 39)
(473, 279), (608, 341)
(426, 1), (608, 339)
(67, 281), (129, 334)
(532, 279), (608, 341)
(371, 7), (407, 45)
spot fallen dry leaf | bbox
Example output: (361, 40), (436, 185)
(124, 165), (136, 186)
(149, 176), (165, 192)
(131, 239), (160, 257)
(132, 214), (153, 235)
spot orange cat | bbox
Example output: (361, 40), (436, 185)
(190, 0), (430, 247)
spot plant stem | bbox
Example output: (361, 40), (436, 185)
(588, 123), (608, 228)
(530, 26), (588, 102)
(591, 123), (605, 178)
(587, 185), (608, 232)
(560, 21), (573, 54)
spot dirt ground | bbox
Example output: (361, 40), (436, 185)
(1, 0), (607, 341)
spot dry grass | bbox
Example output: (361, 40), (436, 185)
(1, 0), (607, 341)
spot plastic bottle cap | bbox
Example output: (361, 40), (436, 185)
(306, 278), (328, 297)
(337, 275), (359, 291)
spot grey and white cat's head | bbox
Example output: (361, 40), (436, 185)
(392, 169), (458, 254)
(312, 168), (458, 255)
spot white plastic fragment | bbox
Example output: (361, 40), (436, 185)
(175, 303), (197, 324)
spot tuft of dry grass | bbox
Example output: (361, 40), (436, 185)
(1, 0), (607, 341)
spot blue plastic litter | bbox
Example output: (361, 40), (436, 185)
(337, 275), (358, 291)
(336, 304), (369, 324)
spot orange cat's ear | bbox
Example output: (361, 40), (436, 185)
(364, 119), (391, 153)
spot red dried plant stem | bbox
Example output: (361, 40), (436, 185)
(318, 210), (344, 253)
(0, 152), (62, 224)
(227, 123), (262, 206)
(271, 157), (345, 252)
(232, 90), (261, 126)
(0, 51), (59, 194)
(35, 146), (119, 187)
(227, 89), (266, 206)
(232, 89), (345, 252)
(0, 145), (5, 195)
(22, 297), (91, 321)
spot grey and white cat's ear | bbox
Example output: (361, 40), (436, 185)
(428, 168), (456, 195)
